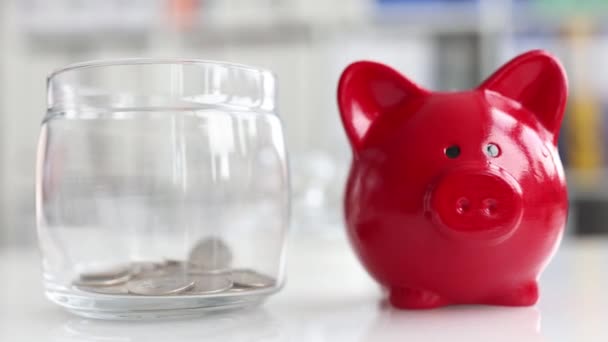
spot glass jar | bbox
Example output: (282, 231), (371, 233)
(36, 59), (289, 319)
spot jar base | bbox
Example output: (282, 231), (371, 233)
(45, 287), (277, 320)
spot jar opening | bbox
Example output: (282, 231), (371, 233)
(47, 58), (277, 114)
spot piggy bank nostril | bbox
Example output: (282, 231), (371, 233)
(456, 197), (470, 214)
(482, 198), (498, 216)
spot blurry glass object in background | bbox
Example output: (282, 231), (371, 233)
(291, 152), (346, 239)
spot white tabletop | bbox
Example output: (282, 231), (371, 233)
(2, 232), (607, 342)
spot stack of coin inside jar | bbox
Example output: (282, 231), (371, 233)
(72, 238), (276, 296)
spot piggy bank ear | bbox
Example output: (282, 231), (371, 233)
(479, 50), (568, 144)
(337, 61), (427, 151)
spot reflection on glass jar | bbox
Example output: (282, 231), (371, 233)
(36, 59), (289, 319)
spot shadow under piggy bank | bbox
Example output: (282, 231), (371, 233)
(361, 302), (544, 342)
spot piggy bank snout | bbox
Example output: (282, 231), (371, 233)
(427, 168), (523, 238)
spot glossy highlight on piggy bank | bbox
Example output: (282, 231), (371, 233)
(337, 50), (568, 309)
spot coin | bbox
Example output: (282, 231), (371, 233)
(130, 261), (163, 276)
(230, 269), (276, 288)
(163, 260), (189, 276)
(133, 260), (187, 279)
(188, 237), (232, 271)
(79, 265), (130, 280)
(163, 259), (184, 267)
(185, 275), (233, 295)
(227, 285), (250, 292)
(74, 265), (132, 286)
(187, 267), (230, 276)
(127, 277), (195, 296)
(75, 284), (129, 295)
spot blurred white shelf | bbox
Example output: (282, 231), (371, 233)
(17, 0), (164, 36)
(17, 0), (608, 42)
(15, 0), (512, 44)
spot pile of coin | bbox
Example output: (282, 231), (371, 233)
(72, 238), (276, 296)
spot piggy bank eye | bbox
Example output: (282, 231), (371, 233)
(445, 145), (461, 159)
(485, 143), (500, 157)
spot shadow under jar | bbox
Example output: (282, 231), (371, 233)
(36, 59), (289, 320)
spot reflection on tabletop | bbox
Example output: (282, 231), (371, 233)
(52, 309), (284, 342)
(362, 304), (542, 342)
(48, 304), (542, 342)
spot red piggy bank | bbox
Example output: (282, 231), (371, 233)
(337, 50), (568, 309)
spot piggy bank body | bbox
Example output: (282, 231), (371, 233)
(337, 51), (568, 309)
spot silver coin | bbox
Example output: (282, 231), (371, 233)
(230, 269), (276, 288)
(185, 275), (233, 295)
(75, 265), (132, 286)
(75, 284), (129, 295)
(130, 261), (164, 276)
(187, 267), (230, 276)
(163, 259), (185, 267)
(228, 285), (251, 293)
(132, 260), (187, 279)
(163, 260), (189, 276)
(79, 265), (130, 280)
(127, 277), (195, 296)
(188, 237), (232, 271)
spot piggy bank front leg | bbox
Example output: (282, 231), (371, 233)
(484, 281), (539, 307)
(389, 287), (450, 309)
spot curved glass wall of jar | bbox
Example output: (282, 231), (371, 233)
(36, 59), (289, 319)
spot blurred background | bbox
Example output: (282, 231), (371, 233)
(1, 0), (607, 245)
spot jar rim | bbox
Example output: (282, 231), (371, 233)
(48, 58), (276, 81)
(47, 58), (278, 114)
